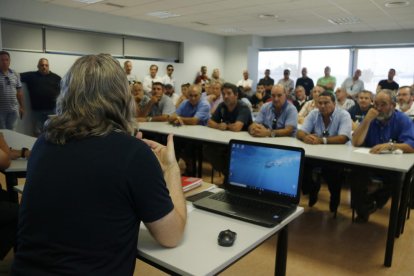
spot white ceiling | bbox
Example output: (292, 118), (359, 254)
(36, 0), (414, 36)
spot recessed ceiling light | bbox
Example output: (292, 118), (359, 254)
(258, 14), (279, 19)
(71, 0), (104, 4)
(218, 27), (243, 33)
(328, 16), (362, 25)
(385, 1), (410, 8)
(147, 11), (181, 19)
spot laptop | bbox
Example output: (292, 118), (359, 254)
(193, 139), (304, 227)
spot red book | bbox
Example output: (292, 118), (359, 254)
(181, 176), (202, 192)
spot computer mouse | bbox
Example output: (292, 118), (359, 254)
(218, 229), (237, 247)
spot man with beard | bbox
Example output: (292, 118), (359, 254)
(351, 89), (414, 222)
(396, 86), (414, 116)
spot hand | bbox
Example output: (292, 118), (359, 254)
(364, 107), (379, 122)
(19, 107), (24, 119)
(150, 96), (159, 104)
(370, 143), (392, 154)
(168, 114), (177, 123)
(303, 134), (322, 145)
(140, 133), (178, 172)
(249, 124), (268, 137)
(218, 122), (227, 131)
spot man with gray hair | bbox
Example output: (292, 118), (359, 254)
(249, 84), (297, 138)
(341, 69), (364, 98)
(352, 89), (414, 222)
(396, 86), (414, 116)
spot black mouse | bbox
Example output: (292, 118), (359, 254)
(218, 229), (237, 247)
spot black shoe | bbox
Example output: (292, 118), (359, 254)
(329, 198), (339, 213)
(309, 192), (318, 207)
(355, 201), (377, 223)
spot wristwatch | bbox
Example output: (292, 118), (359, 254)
(322, 137), (328, 144)
(270, 130), (276, 138)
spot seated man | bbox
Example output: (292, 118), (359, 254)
(131, 82), (150, 117)
(347, 90), (373, 130)
(137, 82), (175, 122)
(292, 85), (308, 112)
(351, 89), (414, 222)
(396, 86), (414, 117)
(335, 87), (355, 110)
(204, 83), (252, 180)
(298, 85), (324, 124)
(168, 85), (210, 175)
(250, 83), (267, 111)
(168, 85), (210, 126)
(249, 84), (297, 138)
(296, 91), (352, 215)
(164, 84), (179, 106)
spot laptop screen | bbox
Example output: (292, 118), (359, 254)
(228, 140), (303, 200)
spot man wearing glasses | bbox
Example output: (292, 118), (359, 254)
(162, 64), (176, 89)
(249, 84), (297, 137)
(0, 51), (24, 130)
(296, 91), (352, 216)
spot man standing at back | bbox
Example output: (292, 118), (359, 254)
(237, 69), (253, 98)
(296, 67), (314, 97)
(277, 69), (295, 98)
(258, 69), (274, 96)
(341, 69), (364, 98)
(21, 58), (61, 136)
(317, 66), (336, 94)
(162, 64), (176, 89)
(377, 68), (399, 93)
(123, 60), (138, 84)
(143, 64), (162, 95)
(0, 51), (24, 130)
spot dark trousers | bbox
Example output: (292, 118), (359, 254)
(0, 189), (19, 259)
(302, 161), (343, 211)
(350, 169), (392, 218)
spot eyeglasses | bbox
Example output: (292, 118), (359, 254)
(4, 76), (10, 85)
(322, 130), (329, 137)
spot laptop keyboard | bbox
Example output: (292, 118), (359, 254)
(210, 192), (289, 216)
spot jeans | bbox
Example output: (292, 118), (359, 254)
(0, 111), (18, 130)
(32, 110), (54, 136)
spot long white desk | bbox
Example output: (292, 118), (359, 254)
(0, 129), (36, 202)
(139, 122), (414, 268)
(138, 202), (303, 276)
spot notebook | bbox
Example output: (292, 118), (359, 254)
(193, 139), (304, 227)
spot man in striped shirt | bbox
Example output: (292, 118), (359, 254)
(0, 51), (24, 130)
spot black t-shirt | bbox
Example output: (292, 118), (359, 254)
(12, 132), (173, 275)
(211, 100), (252, 131)
(20, 71), (61, 110)
(295, 77), (314, 96)
(378, 79), (399, 91)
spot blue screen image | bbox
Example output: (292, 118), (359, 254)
(228, 143), (301, 197)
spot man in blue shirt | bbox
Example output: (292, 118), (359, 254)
(297, 91), (352, 215)
(168, 85), (210, 176)
(352, 89), (414, 222)
(347, 90), (373, 130)
(249, 84), (297, 137)
(168, 85), (210, 126)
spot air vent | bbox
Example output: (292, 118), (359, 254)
(147, 11), (181, 19)
(328, 16), (362, 25)
(258, 14), (279, 19)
